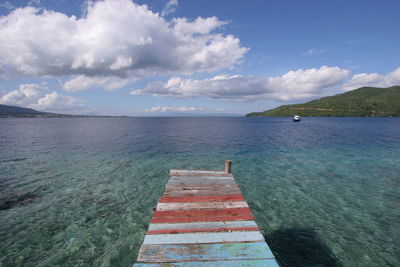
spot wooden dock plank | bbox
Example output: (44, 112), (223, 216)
(133, 167), (278, 266)
(134, 259), (279, 266)
(170, 172), (233, 177)
(164, 189), (242, 197)
(142, 231), (265, 244)
(165, 184), (240, 191)
(156, 201), (249, 211)
(168, 179), (236, 185)
(170, 169), (226, 174)
(148, 221), (258, 231)
(153, 208), (252, 218)
(147, 227), (259, 235)
(170, 176), (234, 180)
(137, 242), (274, 262)
(159, 195), (244, 203)
(151, 215), (254, 224)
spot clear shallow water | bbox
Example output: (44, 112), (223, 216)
(0, 117), (399, 266)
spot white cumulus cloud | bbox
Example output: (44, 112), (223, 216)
(0, 83), (84, 112)
(63, 75), (131, 91)
(0, 0), (247, 83)
(143, 106), (203, 112)
(0, 84), (41, 107)
(161, 0), (178, 16)
(134, 74), (267, 100)
(32, 92), (84, 111)
(133, 66), (350, 101)
(266, 66), (350, 100)
(342, 67), (400, 91)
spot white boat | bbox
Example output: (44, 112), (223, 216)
(293, 115), (301, 122)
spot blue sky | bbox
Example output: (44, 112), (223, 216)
(0, 0), (399, 116)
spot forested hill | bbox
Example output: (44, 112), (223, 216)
(246, 86), (400, 117)
(0, 104), (78, 118)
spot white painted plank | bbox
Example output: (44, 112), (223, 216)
(171, 173), (233, 178)
(143, 231), (265, 244)
(148, 221), (258, 231)
(164, 189), (242, 197)
(166, 184), (240, 191)
(170, 169), (225, 175)
(156, 201), (249, 211)
(137, 242), (275, 262)
(170, 176), (235, 181)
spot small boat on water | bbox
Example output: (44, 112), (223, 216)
(293, 115), (301, 122)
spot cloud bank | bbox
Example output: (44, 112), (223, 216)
(63, 75), (132, 91)
(133, 66), (350, 101)
(342, 67), (400, 91)
(0, 84), (84, 112)
(0, 0), (247, 83)
(143, 106), (203, 112)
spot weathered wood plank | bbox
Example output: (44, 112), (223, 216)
(165, 184), (240, 191)
(142, 231), (265, 244)
(134, 259), (279, 266)
(170, 176), (234, 180)
(171, 172), (233, 177)
(159, 195), (244, 203)
(165, 187), (240, 192)
(151, 215), (254, 224)
(133, 167), (278, 266)
(137, 242), (274, 262)
(156, 201), (248, 211)
(164, 189), (242, 197)
(147, 227), (259, 235)
(170, 169), (226, 176)
(148, 221), (258, 231)
(168, 179), (236, 185)
(153, 208), (251, 218)
(167, 178), (236, 184)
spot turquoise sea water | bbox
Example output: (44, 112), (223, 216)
(0, 117), (399, 266)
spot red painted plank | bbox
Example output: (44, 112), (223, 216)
(151, 214), (254, 224)
(166, 184), (240, 190)
(153, 208), (252, 218)
(147, 227), (259, 235)
(156, 201), (249, 211)
(159, 195), (244, 203)
(163, 190), (242, 197)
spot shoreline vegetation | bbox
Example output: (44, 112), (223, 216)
(246, 86), (400, 117)
(0, 104), (129, 118)
(2, 86), (400, 118)
(0, 104), (83, 118)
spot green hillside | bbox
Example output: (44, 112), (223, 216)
(246, 86), (400, 117)
(0, 104), (79, 118)
(0, 104), (49, 117)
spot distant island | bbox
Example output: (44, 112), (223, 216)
(246, 86), (400, 117)
(0, 104), (84, 118)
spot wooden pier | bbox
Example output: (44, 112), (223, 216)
(133, 161), (278, 266)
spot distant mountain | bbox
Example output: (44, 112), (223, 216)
(246, 86), (400, 117)
(0, 104), (78, 118)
